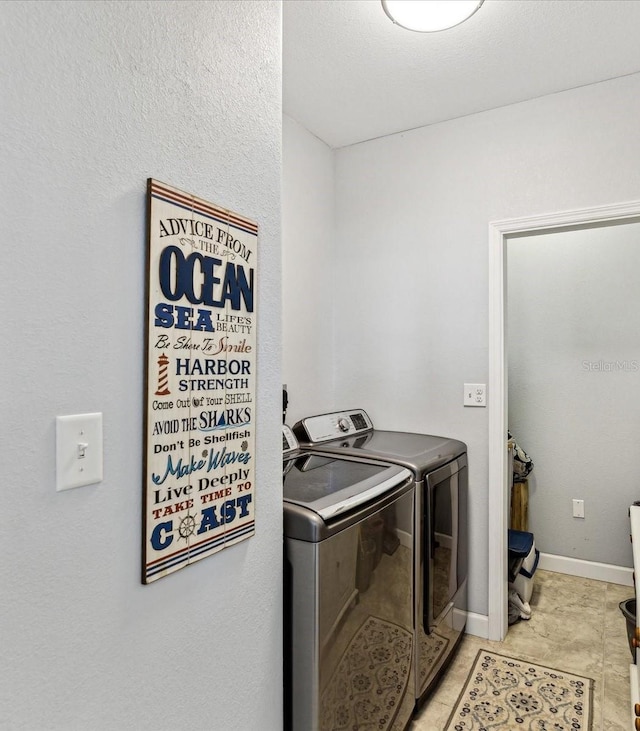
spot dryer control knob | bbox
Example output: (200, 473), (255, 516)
(337, 418), (350, 433)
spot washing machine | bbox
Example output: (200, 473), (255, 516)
(292, 410), (468, 709)
(282, 425), (416, 731)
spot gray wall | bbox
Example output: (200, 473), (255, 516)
(281, 73), (640, 618)
(283, 116), (336, 424)
(508, 222), (640, 567)
(1, 2), (282, 729)
(331, 74), (640, 616)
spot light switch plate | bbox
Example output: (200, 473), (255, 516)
(56, 413), (103, 491)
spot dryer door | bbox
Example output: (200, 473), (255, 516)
(425, 455), (468, 631)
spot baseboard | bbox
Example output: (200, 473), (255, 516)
(398, 530), (453, 550)
(397, 528), (412, 549)
(435, 531), (453, 551)
(465, 611), (489, 639)
(539, 552), (633, 586)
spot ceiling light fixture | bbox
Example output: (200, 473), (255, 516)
(382, 0), (484, 32)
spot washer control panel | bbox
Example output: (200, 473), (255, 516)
(282, 425), (298, 455)
(294, 409), (373, 444)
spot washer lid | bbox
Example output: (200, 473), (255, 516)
(283, 452), (411, 520)
(308, 430), (466, 475)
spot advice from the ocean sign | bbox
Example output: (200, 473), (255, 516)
(143, 179), (257, 583)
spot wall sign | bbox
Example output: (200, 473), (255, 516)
(143, 179), (257, 583)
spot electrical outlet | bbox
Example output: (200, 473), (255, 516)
(572, 499), (585, 519)
(464, 383), (486, 407)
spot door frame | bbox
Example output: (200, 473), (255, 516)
(487, 199), (640, 641)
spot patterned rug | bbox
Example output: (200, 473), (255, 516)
(320, 615), (413, 731)
(445, 650), (593, 730)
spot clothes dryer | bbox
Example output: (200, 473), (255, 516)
(282, 426), (417, 731)
(293, 411), (468, 709)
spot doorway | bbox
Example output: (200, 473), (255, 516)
(487, 200), (640, 641)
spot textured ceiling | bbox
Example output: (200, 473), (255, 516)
(283, 0), (640, 149)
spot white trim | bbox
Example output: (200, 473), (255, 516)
(538, 553), (633, 587)
(488, 220), (507, 640)
(465, 611), (489, 639)
(631, 664), (639, 730)
(488, 200), (640, 642)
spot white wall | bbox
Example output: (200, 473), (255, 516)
(282, 116), (336, 425)
(330, 73), (640, 616)
(508, 222), (640, 567)
(1, 2), (282, 729)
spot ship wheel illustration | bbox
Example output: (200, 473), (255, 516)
(178, 513), (197, 541)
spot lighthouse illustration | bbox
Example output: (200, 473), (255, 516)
(155, 353), (171, 396)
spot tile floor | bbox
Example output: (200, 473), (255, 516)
(411, 570), (633, 730)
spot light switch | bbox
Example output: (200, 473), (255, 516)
(56, 413), (103, 491)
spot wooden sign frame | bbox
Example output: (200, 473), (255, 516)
(142, 179), (257, 583)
